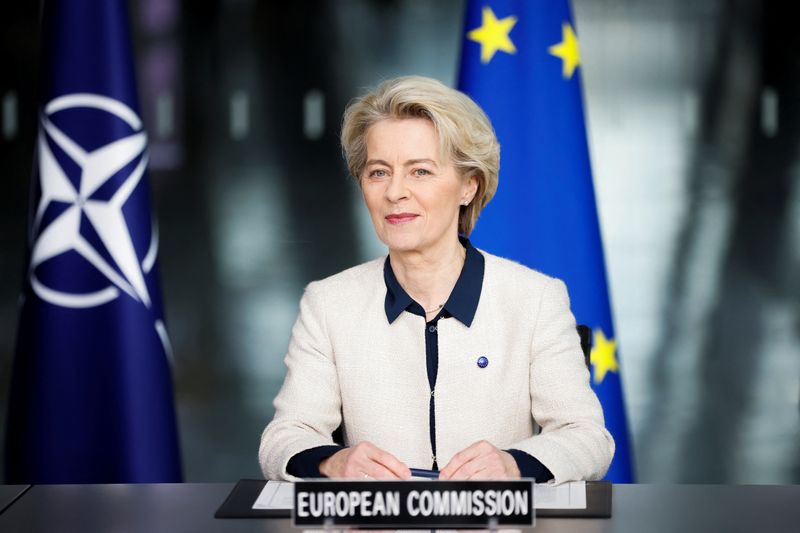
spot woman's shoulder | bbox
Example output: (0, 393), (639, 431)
(480, 250), (566, 301)
(306, 256), (386, 295)
(476, 248), (572, 316)
(478, 248), (559, 288)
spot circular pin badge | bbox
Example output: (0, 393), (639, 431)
(477, 356), (489, 368)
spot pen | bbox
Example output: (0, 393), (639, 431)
(410, 468), (440, 479)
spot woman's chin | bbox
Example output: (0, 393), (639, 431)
(380, 234), (424, 254)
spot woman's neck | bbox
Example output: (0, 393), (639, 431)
(389, 238), (466, 319)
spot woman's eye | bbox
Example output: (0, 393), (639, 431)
(368, 169), (388, 178)
(413, 168), (431, 177)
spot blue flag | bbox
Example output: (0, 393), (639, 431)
(5, 0), (182, 483)
(458, 0), (634, 482)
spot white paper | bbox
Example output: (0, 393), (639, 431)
(253, 481), (295, 510)
(534, 481), (587, 509)
(252, 480), (586, 511)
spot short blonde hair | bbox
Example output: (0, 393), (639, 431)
(341, 76), (499, 236)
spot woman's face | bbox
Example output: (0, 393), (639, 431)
(361, 118), (477, 255)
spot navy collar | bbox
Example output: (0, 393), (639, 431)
(383, 237), (485, 326)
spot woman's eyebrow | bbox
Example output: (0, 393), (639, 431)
(405, 158), (438, 167)
(365, 158), (439, 167)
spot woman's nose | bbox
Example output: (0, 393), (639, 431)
(384, 173), (409, 202)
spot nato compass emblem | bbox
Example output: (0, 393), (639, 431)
(29, 93), (159, 311)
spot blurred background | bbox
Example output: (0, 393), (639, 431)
(1, 0), (798, 483)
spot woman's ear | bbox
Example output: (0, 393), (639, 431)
(462, 172), (479, 205)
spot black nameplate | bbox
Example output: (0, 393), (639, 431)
(292, 480), (534, 528)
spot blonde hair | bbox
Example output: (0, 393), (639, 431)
(341, 76), (499, 236)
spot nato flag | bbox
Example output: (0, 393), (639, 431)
(5, 0), (182, 483)
(459, 0), (635, 482)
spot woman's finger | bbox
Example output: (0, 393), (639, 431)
(343, 442), (410, 479)
(363, 461), (405, 480)
(439, 441), (485, 479)
(368, 448), (411, 479)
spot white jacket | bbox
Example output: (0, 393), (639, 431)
(259, 249), (614, 483)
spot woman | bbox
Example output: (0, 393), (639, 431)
(259, 76), (614, 484)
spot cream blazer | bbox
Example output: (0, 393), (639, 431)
(259, 250), (615, 483)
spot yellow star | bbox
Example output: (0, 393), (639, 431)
(590, 329), (618, 385)
(548, 22), (581, 78)
(467, 6), (518, 64)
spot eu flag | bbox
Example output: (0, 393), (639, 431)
(5, 0), (182, 483)
(459, 0), (634, 482)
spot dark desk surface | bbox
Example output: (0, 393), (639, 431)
(0, 485), (29, 515)
(0, 483), (798, 533)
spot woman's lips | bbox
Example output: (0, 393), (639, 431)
(385, 213), (418, 225)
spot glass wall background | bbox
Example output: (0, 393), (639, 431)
(1, 0), (798, 483)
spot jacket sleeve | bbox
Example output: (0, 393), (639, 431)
(507, 278), (615, 484)
(259, 281), (343, 481)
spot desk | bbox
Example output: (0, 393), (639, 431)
(0, 485), (29, 515)
(0, 483), (797, 532)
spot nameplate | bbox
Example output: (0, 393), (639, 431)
(292, 480), (535, 528)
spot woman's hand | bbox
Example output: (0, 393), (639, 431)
(439, 440), (521, 480)
(319, 441), (411, 480)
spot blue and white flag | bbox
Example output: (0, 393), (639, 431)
(459, 0), (635, 482)
(5, 0), (182, 483)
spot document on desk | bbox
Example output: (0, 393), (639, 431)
(253, 481), (295, 510)
(534, 480), (586, 509)
(252, 480), (586, 510)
